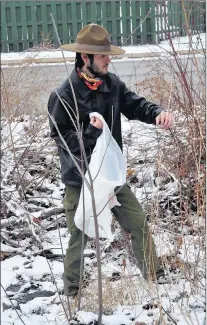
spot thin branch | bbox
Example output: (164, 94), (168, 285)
(1, 72), (26, 199)
(41, 250), (72, 321)
(50, 15), (103, 323)
(78, 148), (86, 310)
(50, 14), (80, 122)
(54, 202), (73, 319)
(92, 109), (114, 183)
(1, 284), (27, 325)
(48, 114), (91, 191)
(1, 233), (21, 248)
(161, 306), (178, 325)
(122, 10), (151, 47)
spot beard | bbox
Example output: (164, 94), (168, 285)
(87, 62), (108, 78)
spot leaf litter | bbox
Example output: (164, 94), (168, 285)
(1, 115), (205, 325)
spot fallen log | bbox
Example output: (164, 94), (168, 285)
(1, 234), (22, 248)
(40, 207), (65, 220)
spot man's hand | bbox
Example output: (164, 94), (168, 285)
(90, 116), (103, 129)
(156, 111), (174, 129)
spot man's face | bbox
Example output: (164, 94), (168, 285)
(87, 54), (111, 77)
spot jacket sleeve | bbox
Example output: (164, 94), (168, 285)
(120, 81), (166, 124)
(48, 90), (102, 154)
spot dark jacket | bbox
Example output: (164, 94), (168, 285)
(48, 69), (165, 186)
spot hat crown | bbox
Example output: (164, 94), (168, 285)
(77, 24), (110, 46)
(61, 23), (125, 55)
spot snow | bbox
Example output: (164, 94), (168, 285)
(1, 185), (205, 325)
(22, 256), (63, 279)
(77, 311), (98, 323)
(77, 311), (132, 325)
(76, 296), (206, 325)
(1, 33), (205, 64)
(153, 230), (175, 256)
(1, 255), (26, 291)
(179, 235), (205, 264)
(43, 228), (69, 254)
(1, 243), (17, 253)
(2, 309), (66, 325)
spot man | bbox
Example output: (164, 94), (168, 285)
(48, 24), (174, 296)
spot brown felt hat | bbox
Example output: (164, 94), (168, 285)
(61, 23), (125, 55)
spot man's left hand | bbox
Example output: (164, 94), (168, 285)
(156, 111), (174, 129)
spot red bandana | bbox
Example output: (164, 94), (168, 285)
(77, 69), (103, 90)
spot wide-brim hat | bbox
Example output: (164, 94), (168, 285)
(61, 23), (125, 55)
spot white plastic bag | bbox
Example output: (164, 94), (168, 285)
(74, 112), (127, 239)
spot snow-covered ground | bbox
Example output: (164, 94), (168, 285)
(1, 33), (205, 63)
(1, 114), (205, 325)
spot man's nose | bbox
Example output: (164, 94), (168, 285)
(106, 55), (111, 63)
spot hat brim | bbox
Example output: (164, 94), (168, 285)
(61, 43), (125, 55)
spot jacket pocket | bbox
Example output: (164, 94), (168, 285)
(63, 200), (76, 211)
(63, 186), (81, 233)
(63, 185), (81, 207)
(63, 200), (77, 233)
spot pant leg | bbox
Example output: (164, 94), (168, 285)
(111, 185), (158, 280)
(63, 185), (88, 294)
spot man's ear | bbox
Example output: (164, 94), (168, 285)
(81, 53), (88, 64)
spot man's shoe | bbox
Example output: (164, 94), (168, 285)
(62, 274), (79, 297)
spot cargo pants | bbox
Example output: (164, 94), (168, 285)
(63, 184), (160, 295)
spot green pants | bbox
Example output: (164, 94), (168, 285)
(63, 184), (159, 294)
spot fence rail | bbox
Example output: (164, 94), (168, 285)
(1, 1), (206, 53)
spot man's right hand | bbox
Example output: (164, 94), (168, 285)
(90, 116), (103, 129)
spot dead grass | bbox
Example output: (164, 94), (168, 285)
(1, 55), (55, 117)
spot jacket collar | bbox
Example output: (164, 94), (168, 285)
(70, 69), (110, 98)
